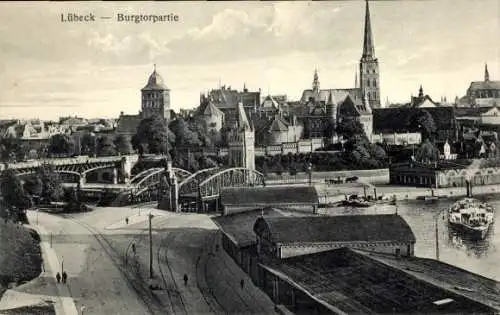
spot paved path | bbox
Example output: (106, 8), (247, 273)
(125, 212), (277, 314)
(26, 211), (78, 315)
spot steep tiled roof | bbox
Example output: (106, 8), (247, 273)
(261, 95), (279, 109)
(199, 101), (224, 117)
(269, 116), (289, 132)
(116, 114), (141, 135)
(236, 101), (251, 130)
(338, 94), (371, 117)
(468, 80), (500, 91)
(300, 88), (362, 104)
(209, 88), (260, 110)
(255, 214), (416, 244)
(213, 208), (314, 247)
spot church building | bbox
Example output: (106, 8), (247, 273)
(299, 0), (381, 110)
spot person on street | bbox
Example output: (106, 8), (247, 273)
(183, 274), (188, 285)
(125, 217), (129, 225)
(56, 272), (61, 284)
(240, 279), (244, 289)
(62, 271), (67, 284)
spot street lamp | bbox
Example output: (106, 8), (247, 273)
(307, 162), (313, 186)
(434, 208), (446, 261)
(148, 213), (154, 279)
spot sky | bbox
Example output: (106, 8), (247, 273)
(0, 0), (499, 120)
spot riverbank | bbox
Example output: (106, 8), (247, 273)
(316, 183), (500, 204)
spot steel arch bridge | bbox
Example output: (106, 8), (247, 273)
(176, 167), (265, 212)
(123, 167), (194, 205)
(128, 166), (265, 212)
(197, 167), (265, 200)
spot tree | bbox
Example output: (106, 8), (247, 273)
(96, 134), (117, 156)
(133, 116), (174, 154)
(198, 155), (218, 169)
(409, 109), (437, 141)
(24, 176), (43, 199)
(48, 134), (74, 156)
(169, 118), (202, 147)
(0, 170), (31, 218)
(37, 164), (64, 202)
(114, 134), (133, 155)
(336, 117), (366, 139)
(0, 136), (27, 162)
(80, 132), (96, 156)
(415, 139), (440, 163)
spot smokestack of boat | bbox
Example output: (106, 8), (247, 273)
(466, 180), (473, 198)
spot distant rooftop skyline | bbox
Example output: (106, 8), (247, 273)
(0, 0), (498, 120)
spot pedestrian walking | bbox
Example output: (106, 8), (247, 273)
(56, 272), (61, 284)
(62, 271), (67, 284)
(240, 279), (244, 289)
(125, 217), (129, 225)
(183, 274), (188, 285)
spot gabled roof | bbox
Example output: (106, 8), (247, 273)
(300, 88), (362, 104)
(116, 114), (141, 135)
(261, 95), (279, 109)
(236, 101), (251, 130)
(208, 88), (260, 110)
(254, 214), (416, 244)
(338, 95), (371, 117)
(198, 101), (224, 117)
(411, 95), (438, 108)
(269, 116), (289, 132)
(468, 80), (500, 91)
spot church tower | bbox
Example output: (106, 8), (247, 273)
(141, 65), (171, 121)
(312, 68), (320, 101)
(228, 101), (255, 171)
(359, 0), (381, 108)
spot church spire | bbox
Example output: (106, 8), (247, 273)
(312, 68), (320, 92)
(362, 0), (375, 58)
(418, 85), (424, 98)
(485, 62), (490, 82)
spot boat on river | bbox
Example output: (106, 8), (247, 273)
(448, 198), (494, 240)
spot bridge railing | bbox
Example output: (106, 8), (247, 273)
(198, 168), (265, 199)
(0, 154), (139, 171)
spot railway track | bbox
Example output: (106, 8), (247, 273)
(195, 230), (227, 315)
(66, 215), (162, 315)
(157, 232), (188, 315)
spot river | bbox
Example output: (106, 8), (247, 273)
(320, 194), (500, 281)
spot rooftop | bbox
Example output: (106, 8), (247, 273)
(254, 214), (416, 244)
(262, 247), (499, 314)
(212, 207), (312, 247)
(220, 186), (319, 209)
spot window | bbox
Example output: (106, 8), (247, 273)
(367, 80), (371, 88)
(373, 79), (377, 88)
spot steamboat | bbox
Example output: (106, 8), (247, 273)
(448, 198), (494, 240)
